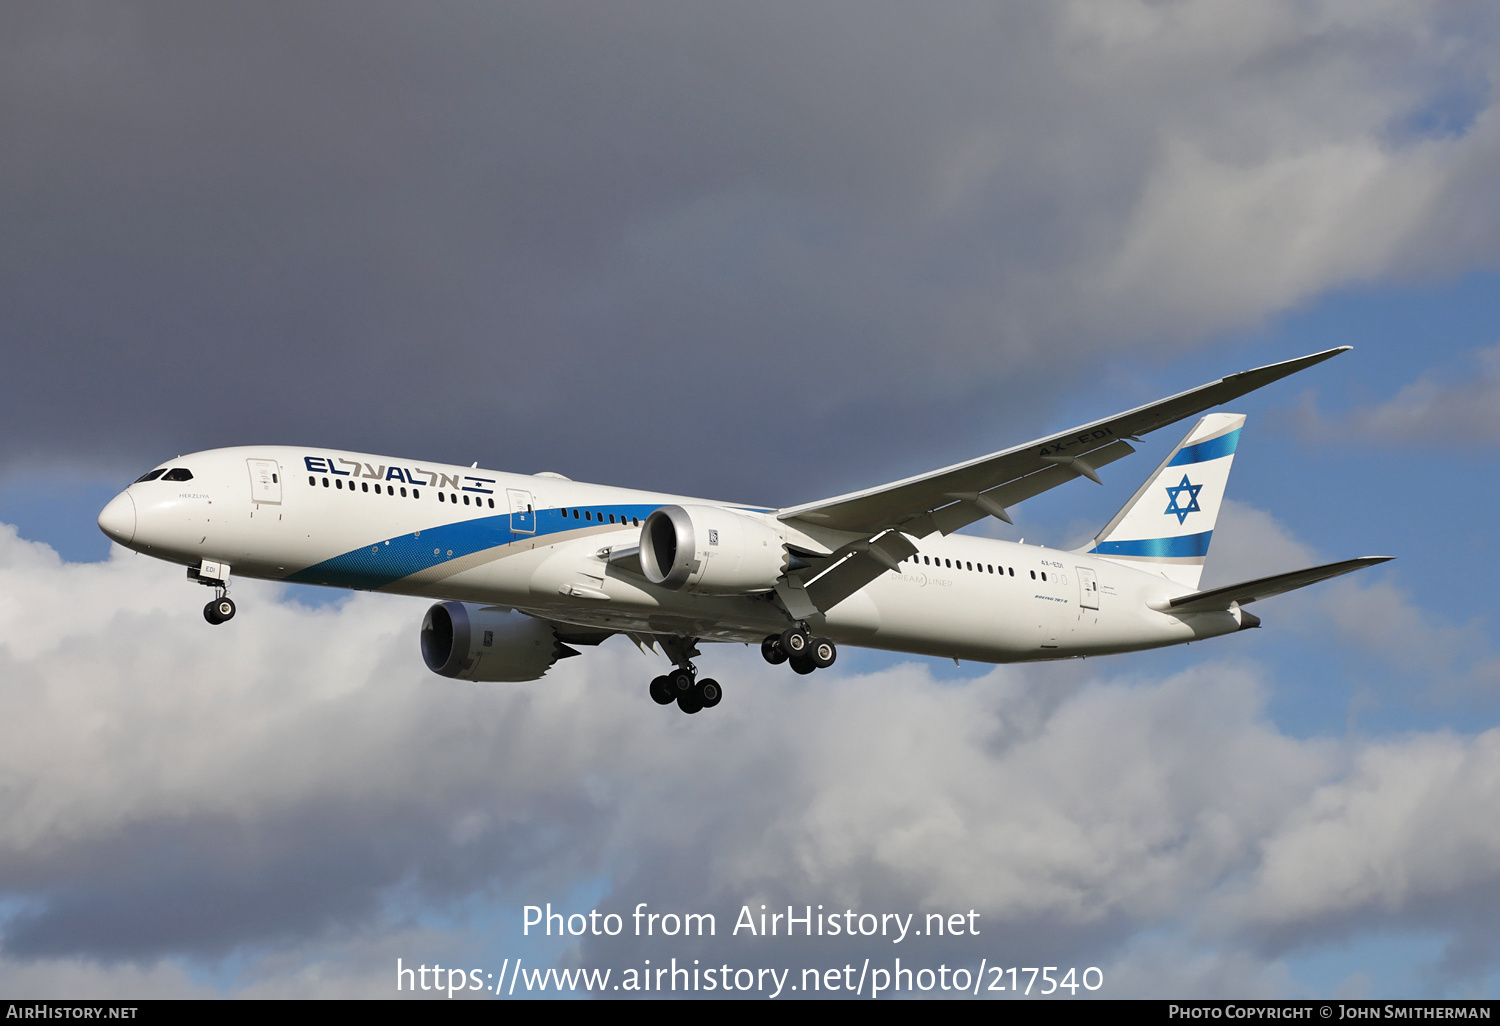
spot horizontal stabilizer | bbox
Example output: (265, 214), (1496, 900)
(1166, 556), (1392, 614)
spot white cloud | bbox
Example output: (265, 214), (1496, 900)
(1207, 501), (1497, 706)
(2, 523), (1499, 996)
(0, 954), (211, 1000)
(1238, 729), (1500, 933)
(1200, 500), (1318, 588)
(1303, 344), (1500, 445)
(1098, 137), (1443, 336)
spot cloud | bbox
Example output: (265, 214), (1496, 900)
(2, 2), (1499, 503)
(1301, 343), (1500, 445)
(2, 523), (1499, 996)
(1206, 500), (1498, 709)
(1199, 500), (1318, 587)
(0, 954), (211, 1000)
(1236, 730), (1500, 935)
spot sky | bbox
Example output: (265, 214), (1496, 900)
(2, 0), (1500, 1000)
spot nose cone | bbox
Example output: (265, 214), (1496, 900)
(98, 491), (137, 546)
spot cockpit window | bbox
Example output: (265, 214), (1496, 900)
(134, 469), (166, 483)
(161, 468), (194, 482)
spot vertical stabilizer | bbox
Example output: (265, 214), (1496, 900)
(1081, 412), (1243, 590)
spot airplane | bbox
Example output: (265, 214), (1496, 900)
(97, 347), (1388, 714)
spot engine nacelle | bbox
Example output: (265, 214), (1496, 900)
(420, 602), (570, 682)
(639, 504), (788, 594)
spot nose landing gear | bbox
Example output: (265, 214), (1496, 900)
(190, 561), (235, 625)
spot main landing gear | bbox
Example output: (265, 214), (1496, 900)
(649, 637), (723, 715)
(762, 625), (836, 676)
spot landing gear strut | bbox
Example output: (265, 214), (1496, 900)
(191, 562), (236, 625)
(763, 626), (836, 675)
(649, 636), (723, 715)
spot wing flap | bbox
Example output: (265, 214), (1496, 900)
(1166, 556), (1392, 614)
(803, 531), (920, 612)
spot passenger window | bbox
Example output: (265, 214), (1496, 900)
(134, 469), (166, 483)
(362, 482), (369, 493)
(336, 479), (343, 489)
(487, 498), (493, 508)
(400, 487), (407, 497)
(1009, 567), (1014, 577)
(463, 495), (470, 505)
(573, 509), (580, 519)
(987, 565), (994, 574)
(632, 517), (639, 526)
(1041, 572), (1047, 581)
(1030, 570), (1036, 580)
(271, 473), (277, 483)
(585, 510), (591, 521)
(162, 468), (194, 482)
(923, 556), (930, 565)
(438, 492), (444, 502)
(322, 477), (330, 487)
(415, 489), (421, 499)
(308, 476), (316, 486)
(966, 562), (972, 571)
(609, 514), (616, 523)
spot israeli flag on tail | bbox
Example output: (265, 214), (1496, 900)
(1081, 412), (1243, 590)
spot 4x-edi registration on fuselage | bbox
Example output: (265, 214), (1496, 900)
(97, 347), (1387, 714)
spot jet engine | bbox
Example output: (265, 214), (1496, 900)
(639, 504), (788, 594)
(420, 602), (577, 682)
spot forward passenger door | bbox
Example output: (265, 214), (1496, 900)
(247, 459), (282, 504)
(507, 488), (536, 534)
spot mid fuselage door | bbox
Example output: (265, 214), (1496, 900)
(1077, 566), (1099, 610)
(248, 459), (282, 504)
(507, 488), (536, 534)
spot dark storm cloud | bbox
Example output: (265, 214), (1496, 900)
(5, 3), (1499, 506)
(0, 2), (1058, 498)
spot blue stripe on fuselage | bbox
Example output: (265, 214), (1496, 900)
(286, 502), (665, 590)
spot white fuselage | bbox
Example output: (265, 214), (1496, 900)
(100, 446), (1247, 662)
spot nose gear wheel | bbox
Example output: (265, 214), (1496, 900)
(203, 594), (236, 624)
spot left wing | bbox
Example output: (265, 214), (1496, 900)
(777, 347), (1348, 538)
